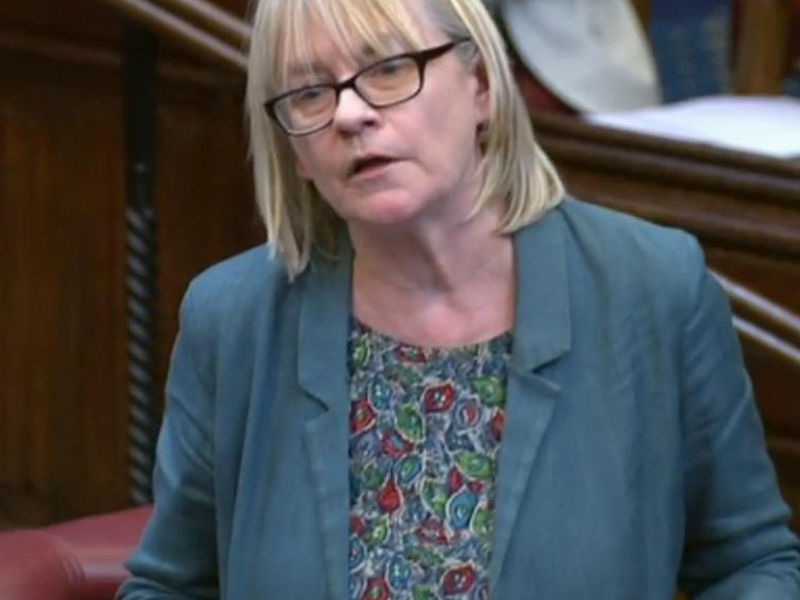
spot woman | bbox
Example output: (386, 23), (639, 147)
(118, 0), (800, 597)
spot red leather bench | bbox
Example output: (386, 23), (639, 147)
(0, 506), (152, 600)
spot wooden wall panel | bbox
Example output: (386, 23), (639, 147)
(0, 25), (257, 528)
(0, 51), (129, 527)
(735, 0), (794, 94)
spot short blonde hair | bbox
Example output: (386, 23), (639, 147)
(246, 0), (564, 277)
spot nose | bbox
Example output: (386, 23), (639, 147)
(331, 88), (380, 134)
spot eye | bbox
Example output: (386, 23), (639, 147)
(302, 87), (326, 100)
(290, 86), (330, 108)
(363, 57), (415, 82)
(373, 59), (404, 76)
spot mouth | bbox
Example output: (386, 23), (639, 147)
(348, 155), (397, 178)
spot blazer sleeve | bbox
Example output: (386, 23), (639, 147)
(117, 283), (219, 599)
(676, 238), (800, 598)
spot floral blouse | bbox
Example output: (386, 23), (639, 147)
(347, 320), (512, 600)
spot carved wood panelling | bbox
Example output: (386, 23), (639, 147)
(0, 27), (257, 527)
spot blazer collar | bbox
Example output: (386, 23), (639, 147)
(298, 238), (353, 411)
(489, 207), (571, 591)
(297, 237), (354, 600)
(510, 206), (571, 372)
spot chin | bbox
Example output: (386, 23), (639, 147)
(346, 191), (429, 228)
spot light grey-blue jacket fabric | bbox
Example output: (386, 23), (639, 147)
(119, 199), (800, 599)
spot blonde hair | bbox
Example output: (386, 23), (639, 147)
(246, 0), (565, 277)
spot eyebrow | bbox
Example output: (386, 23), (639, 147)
(287, 61), (328, 79)
(286, 38), (398, 79)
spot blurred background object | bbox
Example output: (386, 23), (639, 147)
(492, 0), (662, 112)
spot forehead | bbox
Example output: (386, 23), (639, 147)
(269, 0), (434, 88)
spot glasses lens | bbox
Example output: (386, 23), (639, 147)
(357, 56), (420, 105)
(275, 86), (336, 134)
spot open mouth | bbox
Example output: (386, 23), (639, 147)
(351, 156), (395, 177)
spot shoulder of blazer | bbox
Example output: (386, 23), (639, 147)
(176, 244), (291, 374)
(186, 244), (289, 329)
(555, 197), (708, 318)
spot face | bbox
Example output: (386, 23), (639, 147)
(285, 5), (490, 233)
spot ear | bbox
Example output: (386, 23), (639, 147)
(471, 58), (491, 124)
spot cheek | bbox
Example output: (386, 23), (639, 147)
(414, 106), (479, 172)
(294, 157), (312, 181)
(290, 143), (313, 181)
(290, 139), (336, 184)
(291, 146), (349, 211)
(292, 145), (339, 192)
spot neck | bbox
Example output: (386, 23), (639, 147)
(349, 202), (515, 347)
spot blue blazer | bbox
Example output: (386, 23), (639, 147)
(119, 199), (799, 599)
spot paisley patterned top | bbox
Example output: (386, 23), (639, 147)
(347, 320), (512, 600)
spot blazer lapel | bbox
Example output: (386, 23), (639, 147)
(298, 242), (353, 600)
(489, 209), (571, 590)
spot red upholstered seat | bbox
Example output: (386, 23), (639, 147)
(0, 506), (152, 600)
